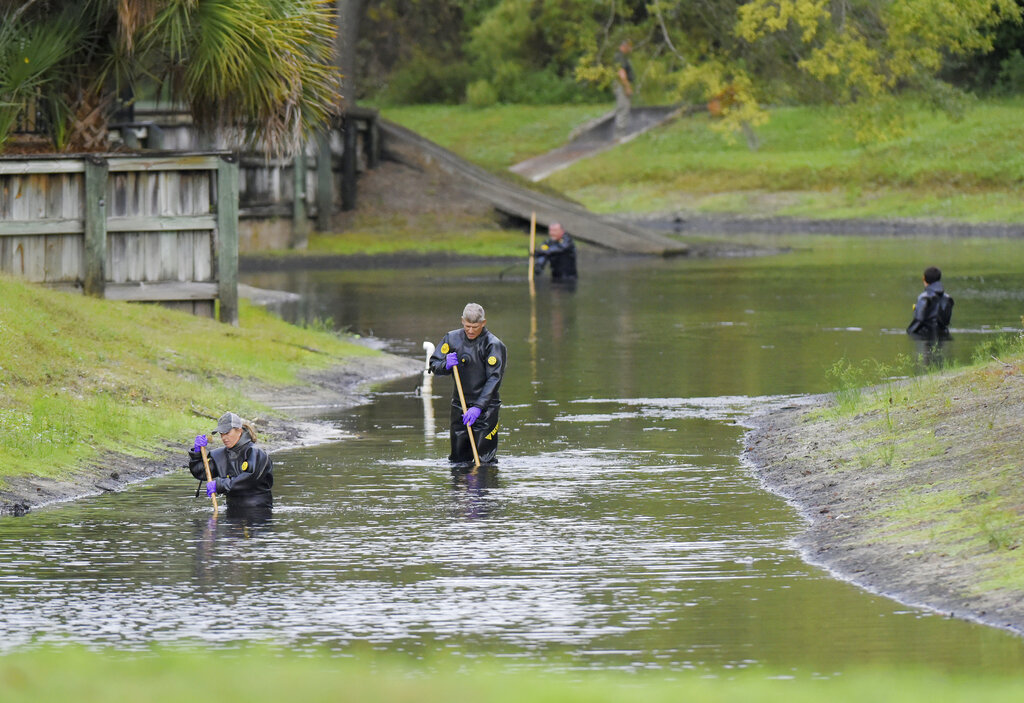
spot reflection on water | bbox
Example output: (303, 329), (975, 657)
(3, 235), (1024, 673)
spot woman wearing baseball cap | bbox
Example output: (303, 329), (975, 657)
(187, 412), (273, 510)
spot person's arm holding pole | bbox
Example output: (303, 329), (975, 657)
(190, 433), (219, 515)
(200, 445), (219, 515)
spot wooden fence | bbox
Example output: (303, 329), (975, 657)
(123, 106), (380, 250)
(0, 152), (238, 323)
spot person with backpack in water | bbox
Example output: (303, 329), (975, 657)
(907, 266), (954, 341)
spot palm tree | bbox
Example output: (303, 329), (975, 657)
(0, 0), (340, 155)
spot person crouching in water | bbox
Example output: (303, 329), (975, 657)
(429, 303), (507, 468)
(533, 222), (578, 282)
(189, 412), (273, 510)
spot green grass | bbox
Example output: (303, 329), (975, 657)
(303, 212), (530, 258)
(815, 332), (1024, 597)
(380, 103), (608, 170)
(0, 275), (375, 481)
(5, 647), (1024, 702)
(382, 99), (1024, 222)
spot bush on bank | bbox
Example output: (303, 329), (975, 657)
(0, 275), (374, 482)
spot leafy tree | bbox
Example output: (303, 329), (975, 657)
(573, 0), (1021, 143)
(356, 0), (481, 102)
(359, 0), (1021, 143)
(0, 0), (340, 154)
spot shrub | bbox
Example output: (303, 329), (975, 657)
(997, 50), (1024, 95)
(379, 53), (473, 105)
(466, 80), (499, 108)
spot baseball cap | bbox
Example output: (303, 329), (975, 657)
(212, 412), (243, 434)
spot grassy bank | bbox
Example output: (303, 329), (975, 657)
(821, 338), (1024, 592)
(305, 213), (527, 258)
(383, 100), (1024, 222)
(379, 103), (608, 170)
(746, 330), (1024, 631)
(0, 275), (375, 482)
(4, 647), (1024, 702)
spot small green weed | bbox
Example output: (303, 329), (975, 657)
(826, 355), (912, 418)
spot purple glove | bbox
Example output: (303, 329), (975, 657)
(462, 406), (482, 426)
(445, 352), (458, 370)
(193, 434), (208, 452)
(206, 480), (217, 498)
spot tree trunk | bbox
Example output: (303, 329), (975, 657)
(335, 0), (365, 112)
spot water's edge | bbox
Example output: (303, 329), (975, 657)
(0, 353), (420, 517)
(742, 398), (1024, 638)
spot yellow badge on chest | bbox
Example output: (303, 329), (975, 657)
(488, 356), (497, 366)
(441, 343), (450, 354)
(241, 461), (249, 471)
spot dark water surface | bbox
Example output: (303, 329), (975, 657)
(3, 234), (1024, 673)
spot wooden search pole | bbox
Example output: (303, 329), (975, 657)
(451, 365), (481, 468)
(200, 446), (219, 516)
(528, 211), (536, 287)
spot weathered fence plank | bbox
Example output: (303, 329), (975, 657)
(216, 156), (239, 325)
(83, 158), (108, 297)
(316, 130), (332, 232)
(0, 152), (236, 320)
(292, 149), (308, 247)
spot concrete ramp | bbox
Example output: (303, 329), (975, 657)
(510, 105), (683, 182)
(380, 119), (687, 256)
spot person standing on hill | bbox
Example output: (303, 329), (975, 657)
(533, 222), (578, 282)
(613, 40), (635, 137)
(907, 266), (954, 341)
(428, 303), (507, 468)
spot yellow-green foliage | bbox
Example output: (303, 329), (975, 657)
(736, 0), (1021, 141)
(0, 275), (374, 480)
(4, 647), (1024, 703)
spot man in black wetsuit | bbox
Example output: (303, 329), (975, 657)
(533, 222), (578, 282)
(907, 266), (954, 341)
(428, 303), (507, 467)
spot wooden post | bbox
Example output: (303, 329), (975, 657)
(291, 147), (309, 248)
(216, 154), (239, 326)
(365, 118), (380, 169)
(83, 156), (108, 298)
(316, 129), (332, 231)
(146, 124), (165, 150)
(528, 211), (536, 288)
(341, 116), (357, 211)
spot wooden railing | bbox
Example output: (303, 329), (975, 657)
(0, 152), (239, 323)
(124, 106), (381, 250)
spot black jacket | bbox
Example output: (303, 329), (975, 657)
(907, 281), (954, 340)
(189, 431), (273, 508)
(534, 234), (578, 280)
(428, 328), (507, 410)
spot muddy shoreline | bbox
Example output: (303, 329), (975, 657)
(0, 353), (421, 517)
(637, 212), (1024, 238)
(743, 391), (1024, 637)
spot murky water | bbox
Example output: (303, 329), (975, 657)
(3, 234), (1024, 673)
